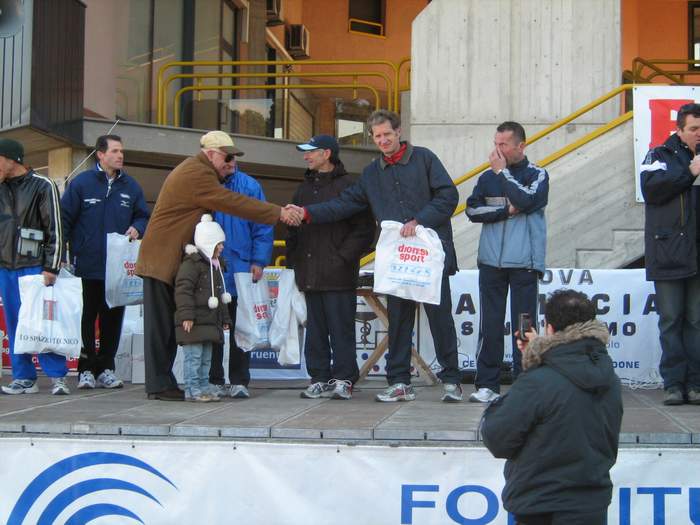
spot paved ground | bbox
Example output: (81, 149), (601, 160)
(0, 377), (699, 445)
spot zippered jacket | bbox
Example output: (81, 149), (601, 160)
(640, 133), (699, 281)
(213, 169), (274, 296)
(0, 170), (63, 273)
(61, 165), (150, 280)
(482, 321), (622, 516)
(286, 163), (376, 291)
(466, 157), (548, 274)
(306, 143), (459, 275)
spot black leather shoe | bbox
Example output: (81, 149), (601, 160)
(147, 388), (185, 401)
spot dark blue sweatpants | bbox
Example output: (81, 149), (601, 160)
(475, 265), (538, 393)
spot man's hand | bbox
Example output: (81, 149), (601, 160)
(182, 320), (193, 333)
(42, 271), (57, 286)
(250, 264), (263, 282)
(508, 204), (519, 216)
(125, 226), (139, 240)
(514, 327), (538, 353)
(489, 148), (507, 173)
(400, 219), (418, 237)
(281, 204), (304, 226)
(690, 155), (700, 177)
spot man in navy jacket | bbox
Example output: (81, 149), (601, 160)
(61, 135), (150, 389)
(466, 122), (549, 403)
(641, 103), (700, 406)
(291, 110), (463, 403)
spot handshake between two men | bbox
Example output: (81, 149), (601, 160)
(280, 202), (418, 238)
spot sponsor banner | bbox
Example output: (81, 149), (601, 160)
(0, 438), (696, 524)
(419, 269), (662, 386)
(633, 85), (700, 202)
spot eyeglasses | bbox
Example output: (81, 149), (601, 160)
(214, 150), (236, 163)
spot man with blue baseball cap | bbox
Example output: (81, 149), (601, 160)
(287, 135), (375, 400)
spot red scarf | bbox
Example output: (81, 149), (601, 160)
(383, 143), (407, 165)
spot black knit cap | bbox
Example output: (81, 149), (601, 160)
(0, 138), (24, 164)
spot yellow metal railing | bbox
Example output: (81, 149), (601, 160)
(157, 59), (411, 125)
(348, 18), (385, 38)
(625, 57), (700, 84)
(172, 83), (381, 127)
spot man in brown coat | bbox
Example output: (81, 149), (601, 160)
(136, 130), (298, 400)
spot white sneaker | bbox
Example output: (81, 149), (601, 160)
(2, 379), (39, 395)
(469, 387), (499, 403)
(77, 371), (96, 389)
(51, 377), (70, 395)
(96, 370), (123, 389)
(441, 383), (463, 403)
(229, 384), (250, 399)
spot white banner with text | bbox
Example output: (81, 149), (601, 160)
(0, 438), (696, 524)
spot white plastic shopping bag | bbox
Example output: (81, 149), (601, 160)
(105, 233), (143, 308)
(373, 220), (445, 305)
(234, 273), (272, 351)
(14, 269), (83, 358)
(268, 269), (306, 365)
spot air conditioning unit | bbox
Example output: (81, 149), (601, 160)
(285, 24), (310, 59)
(266, 0), (284, 26)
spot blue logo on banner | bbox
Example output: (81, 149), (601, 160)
(7, 451), (176, 525)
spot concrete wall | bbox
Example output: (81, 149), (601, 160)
(410, 0), (621, 179)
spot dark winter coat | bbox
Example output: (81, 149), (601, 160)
(0, 170), (63, 273)
(641, 132), (700, 281)
(286, 163), (375, 291)
(305, 143), (459, 275)
(61, 165), (150, 280)
(481, 321), (623, 516)
(174, 250), (232, 345)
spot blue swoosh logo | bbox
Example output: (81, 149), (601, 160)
(7, 451), (176, 525)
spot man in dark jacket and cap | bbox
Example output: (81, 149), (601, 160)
(641, 102), (700, 406)
(287, 135), (375, 400)
(481, 289), (623, 525)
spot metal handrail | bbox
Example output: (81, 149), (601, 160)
(626, 57), (700, 84)
(157, 59), (403, 123)
(161, 70), (394, 125)
(348, 17), (385, 38)
(172, 83), (381, 127)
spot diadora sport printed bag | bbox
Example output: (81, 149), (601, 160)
(373, 220), (445, 305)
(105, 233), (143, 308)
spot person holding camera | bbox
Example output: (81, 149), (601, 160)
(466, 121), (549, 403)
(0, 138), (70, 395)
(481, 289), (623, 525)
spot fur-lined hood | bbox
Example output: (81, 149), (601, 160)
(521, 320), (615, 394)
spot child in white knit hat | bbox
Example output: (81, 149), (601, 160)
(174, 214), (232, 402)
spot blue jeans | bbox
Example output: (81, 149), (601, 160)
(654, 274), (700, 391)
(182, 342), (213, 398)
(0, 267), (67, 380)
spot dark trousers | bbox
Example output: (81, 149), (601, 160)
(79, 279), (125, 376)
(304, 290), (359, 384)
(386, 274), (461, 385)
(209, 298), (251, 386)
(515, 508), (607, 525)
(475, 265), (539, 393)
(654, 274), (700, 391)
(143, 277), (179, 394)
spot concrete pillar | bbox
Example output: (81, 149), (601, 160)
(409, 0), (621, 181)
(48, 147), (85, 193)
